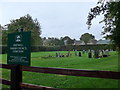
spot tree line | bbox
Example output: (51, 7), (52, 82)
(0, 14), (96, 46)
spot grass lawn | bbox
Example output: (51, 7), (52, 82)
(0, 51), (119, 88)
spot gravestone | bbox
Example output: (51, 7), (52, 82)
(78, 52), (81, 57)
(56, 53), (58, 57)
(82, 50), (85, 54)
(88, 52), (92, 58)
(74, 50), (77, 56)
(94, 50), (99, 58)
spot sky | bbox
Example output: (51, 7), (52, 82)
(1, 1), (105, 40)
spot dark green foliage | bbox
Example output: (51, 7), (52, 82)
(6, 14), (42, 46)
(1, 30), (8, 45)
(31, 46), (60, 52)
(87, 1), (120, 50)
(1, 44), (114, 54)
(45, 37), (64, 46)
(80, 33), (95, 45)
(0, 24), (8, 45)
(60, 44), (114, 51)
(1, 45), (7, 54)
(31, 44), (115, 52)
(0, 25), (2, 45)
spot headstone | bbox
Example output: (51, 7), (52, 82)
(58, 53), (60, 57)
(82, 50), (85, 54)
(68, 51), (70, 57)
(78, 52), (81, 57)
(74, 50), (77, 56)
(86, 50), (88, 53)
(88, 50), (92, 58)
(56, 53), (58, 57)
(105, 49), (109, 56)
(94, 50), (99, 58)
(99, 50), (103, 58)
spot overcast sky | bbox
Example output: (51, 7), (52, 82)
(1, 1), (105, 40)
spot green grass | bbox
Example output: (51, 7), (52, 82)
(0, 51), (119, 88)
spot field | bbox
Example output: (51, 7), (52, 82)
(0, 51), (119, 88)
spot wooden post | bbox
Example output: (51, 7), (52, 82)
(11, 65), (22, 90)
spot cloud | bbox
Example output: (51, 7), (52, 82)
(1, 0), (98, 2)
(1, 2), (104, 40)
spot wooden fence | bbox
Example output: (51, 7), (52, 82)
(0, 64), (120, 89)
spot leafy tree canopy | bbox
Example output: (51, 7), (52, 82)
(0, 24), (8, 45)
(0, 25), (2, 45)
(87, 0), (120, 50)
(6, 14), (42, 46)
(42, 37), (64, 46)
(80, 33), (95, 45)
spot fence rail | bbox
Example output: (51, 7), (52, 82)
(1, 64), (120, 89)
(0, 78), (58, 90)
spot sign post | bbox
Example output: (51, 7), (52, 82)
(7, 31), (31, 90)
(11, 65), (22, 90)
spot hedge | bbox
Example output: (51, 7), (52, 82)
(31, 46), (60, 52)
(0, 44), (115, 54)
(59, 44), (114, 51)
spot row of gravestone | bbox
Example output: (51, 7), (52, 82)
(88, 49), (110, 58)
(52, 49), (110, 58)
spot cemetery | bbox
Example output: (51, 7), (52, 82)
(1, 1), (120, 89)
(0, 20), (119, 89)
(1, 49), (119, 88)
(0, 28), (119, 89)
(40, 49), (111, 59)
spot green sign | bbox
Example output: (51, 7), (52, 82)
(7, 32), (31, 66)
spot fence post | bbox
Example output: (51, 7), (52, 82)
(11, 65), (22, 90)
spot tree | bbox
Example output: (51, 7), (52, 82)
(0, 25), (2, 45)
(1, 30), (8, 45)
(62, 36), (74, 45)
(87, 0), (120, 50)
(59, 37), (64, 46)
(0, 25), (8, 45)
(7, 14), (42, 46)
(80, 33), (95, 45)
(52, 38), (60, 46)
(43, 37), (64, 46)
